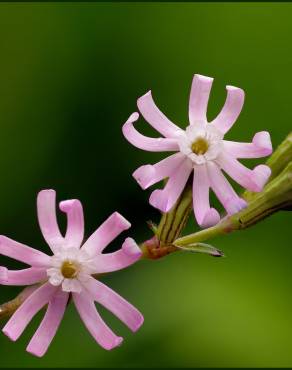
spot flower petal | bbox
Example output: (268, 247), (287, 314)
(217, 152), (271, 192)
(37, 190), (65, 253)
(82, 212), (131, 255)
(62, 278), (82, 293)
(132, 153), (185, 190)
(0, 266), (7, 282)
(26, 290), (69, 357)
(122, 112), (179, 152)
(85, 277), (144, 332)
(149, 159), (193, 212)
(0, 267), (47, 286)
(73, 290), (123, 350)
(207, 162), (247, 215)
(189, 74), (213, 125)
(211, 85), (245, 134)
(223, 131), (273, 158)
(59, 199), (84, 249)
(137, 91), (183, 138)
(0, 236), (51, 267)
(193, 165), (220, 227)
(92, 238), (141, 274)
(2, 283), (57, 342)
(47, 268), (63, 287)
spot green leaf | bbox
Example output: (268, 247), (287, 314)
(174, 242), (224, 257)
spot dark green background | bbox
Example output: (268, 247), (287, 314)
(0, 2), (291, 367)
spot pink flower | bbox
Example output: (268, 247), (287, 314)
(123, 74), (273, 227)
(0, 190), (143, 357)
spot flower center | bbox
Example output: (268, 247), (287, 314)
(61, 260), (78, 279)
(191, 137), (209, 155)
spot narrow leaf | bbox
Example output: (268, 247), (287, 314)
(174, 242), (224, 257)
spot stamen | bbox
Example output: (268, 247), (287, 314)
(191, 137), (209, 155)
(61, 261), (78, 279)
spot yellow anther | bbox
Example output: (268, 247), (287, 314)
(61, 261), (78, 279)
(191, 137), (209, 155)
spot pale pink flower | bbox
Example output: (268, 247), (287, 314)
(123, 74), (272, 227)
(0, 190), (143, 357)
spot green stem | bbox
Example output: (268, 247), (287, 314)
(175, 161), (292, 247)
(244, 131), (292, 202)
(174, 222), (226, 247)
(266, 131), (292, 180)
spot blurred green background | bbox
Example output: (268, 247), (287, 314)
(0, 1), (291, 367)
